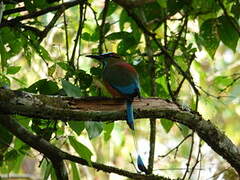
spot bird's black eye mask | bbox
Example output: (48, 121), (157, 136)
(101, 52), (121, 59)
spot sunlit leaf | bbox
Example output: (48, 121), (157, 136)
(98, 1), (118, 19)
(213, 76), (233, 90)
(6, 66), (21, 75)
(26, 79), (59, 95)
(161, 118), (174, 133)
(71, 162), (81, 180)
(103, 122), (114, 141)
(57, 62), (72, 71)
(179, 124), (189, 137)
(106, 32), (132, 40)
(62, 79), (82, 97)
(197, 18), (220, 59)
(85, 121), (103, 139)
(69, 121), (85, 135)
(157, 0), (167, 8)
(48, 64), (56, 77)
(43, 161), (52, 180)
(69, 136), (93, 166)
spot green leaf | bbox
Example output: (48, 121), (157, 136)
(213, 76), (233, 90)
(119, 10), (128, 31)
(6, 66), (21, 75)
(98, 1), (118, 19)
(50, 164), (57, 180)
(157, 0), (167, 8)
(33, 0), (50, 9)
(217, 16), (239, 52)
(103, 122), (114, 142)
(24, 0), (36, 12)
(82, 32), (92, 41)
(0, 75), (10, 87)
(62, 79), (82, 97)
(231, 3), (240, 19)
(5, 149), (19, 161)
(191, 0), (218, 14)
(119, 10), (141, 41)
(70, 162), (81, 180)
(5, 149), (23, 173)
(167, 0), (183, 15)
(160, 119), (174, 133)
(39, 46), (53, 61)
(0, 36), (8, 68)
(43, 161), (52, 180)
(68, 121), (85, 135)
(26, 79), (59, 95)
(57, 62), (73, 71)
(0, 124), (13, 152)
(106, 32), (132, 40)
(48, 64), (56, 77)
(75, 70), (93, 90)
(117, 37), (137, 55)
(69, 136), (93, 166)
(155, 76), (168, 95)
(179, 124), (189, 137)
(197, 18), (220, 58)
(91, 26), (100, 42)
(85, 122), (103, 139)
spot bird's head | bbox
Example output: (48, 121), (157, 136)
(86, 52), (122, 66)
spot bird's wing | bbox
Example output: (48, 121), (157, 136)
(103, 63), (140, 96)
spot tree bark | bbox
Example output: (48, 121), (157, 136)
(0, 88), (240, 175)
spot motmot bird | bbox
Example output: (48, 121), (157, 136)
(87, 52), (148, 174)
(87, 52), (140, 130)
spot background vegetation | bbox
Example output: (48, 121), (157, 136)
(0, 0), (240, 179)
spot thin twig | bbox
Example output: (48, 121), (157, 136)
(188, 139), (202, 179)
(0, 0), (80, 28)
(163, 15), (175, 100)
(77, 3), (87, 70)
(206, 167), (231, 180)
(70, 1), (86, 69)
(182, 132), (194, 180)
(139, 8), (157, 174)
(120, 7), (199, 97)
(62, 0), (69, 62)
(217, 0), (240, 36)
(0, 114), (172, 180)
(158, 134), (192, 158)
(98, 0), (110, 54)
(39, 7), (65, 42)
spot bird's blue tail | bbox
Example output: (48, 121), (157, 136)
(126, 100), (134, 130)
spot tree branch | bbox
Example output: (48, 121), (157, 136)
(0, 0), (80, 28)
(113, 3), (200, 96)
(0, 88), (240, 175)
(113, 0), (156, 8)
(39, 7), (65, 42)
(0, 115), (69, 180)
(0, 114), (172, 180)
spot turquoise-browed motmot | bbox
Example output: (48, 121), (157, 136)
(87, 52), (140, 130)
(87, 52), (147, 173)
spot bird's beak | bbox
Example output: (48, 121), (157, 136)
(86, 55), (103, 61)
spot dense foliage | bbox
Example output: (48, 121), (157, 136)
(0, 0), (240, 179)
